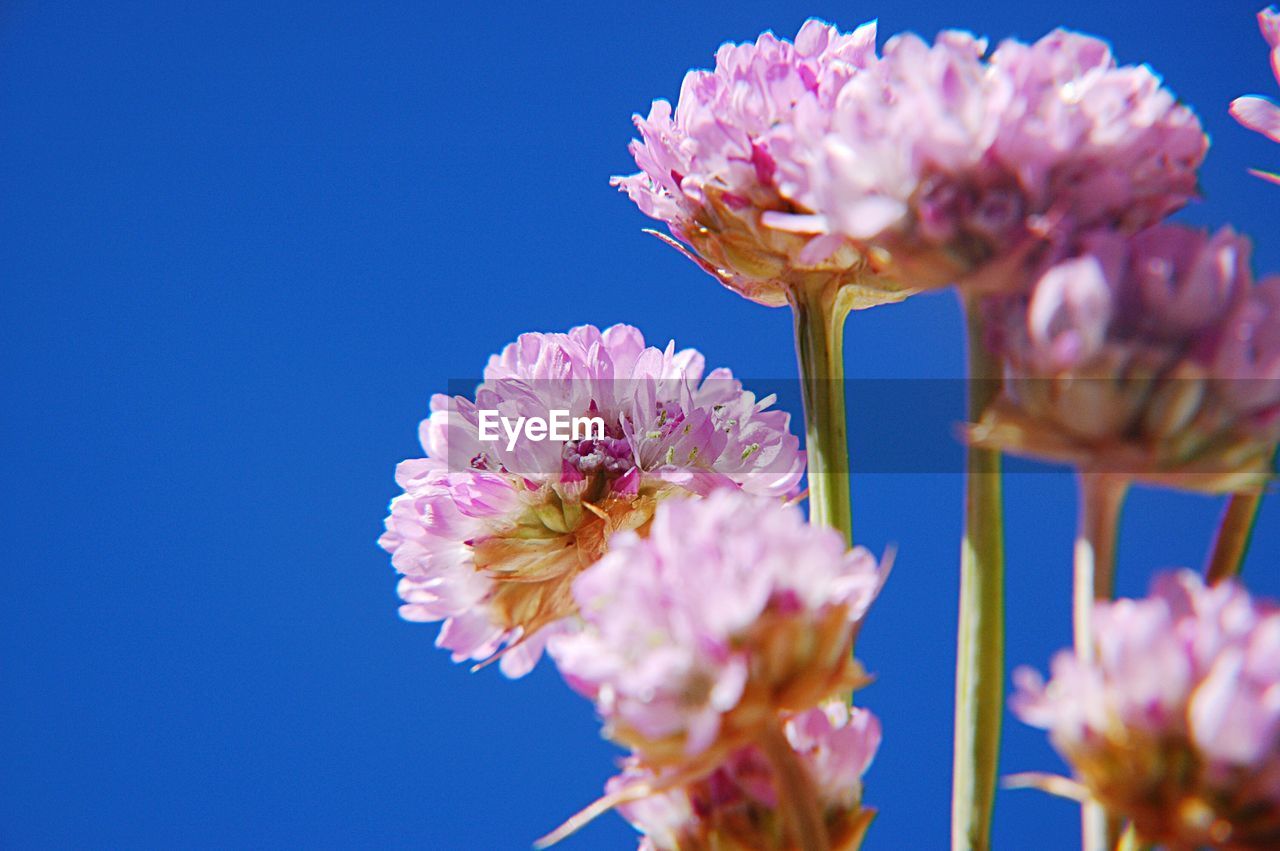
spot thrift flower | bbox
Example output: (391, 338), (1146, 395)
(972, 224), (1279, 492)
(1231, 7), (1280, 184)
(619, 23), (1205, 302)
(1012, 570), (1280, 849)
(379, 324), (803, 677)
(613, 19), (904, 309)
(549, 490), (885, 766)
(773, 28), (1207, 291)
(613, 702), (882, 851)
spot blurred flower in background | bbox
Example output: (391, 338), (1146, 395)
(1012, 570), (1280, 849)
(1231, 6), (1280, 184)
(971, 224), (1280, 493)
(773, 28), (1207, 293)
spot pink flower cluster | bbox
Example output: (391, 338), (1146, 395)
(777, 30), (1205, 278)
(615, 19), (876, 237)
(377, 11), (1280, 850)
(1232, 7), (1280, 183)
(380, 324), (803, 677)
(617, 20), (1207, 297)
(613, 20), (880, 305)
(613, 702), (882, 851)
(550, 490), (884, 760)
(975, 224), (1280, 490)
(1013, 570), (1280, 848)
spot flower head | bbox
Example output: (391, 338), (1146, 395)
(613, 20), (906, 308)
(775, 28), (1207, 290)
(620, 22), (1205, 303)
(1012, 570), (1280, 849)
(1231, 6), (1280, 184)
(614, 702), (882, 851)
(379, 324), (803, 677)
(972, 224), (1279, 492)
(549, 490), (884, 764)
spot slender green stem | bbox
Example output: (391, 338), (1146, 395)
(1073, 472), (1129, 851)
(760, 721), (831, 851)
(1072, 474), (1127, 655)
(952, 293), (1006, 851)
(1205, 491), (1262, 585)
(791, 280), (853, 545)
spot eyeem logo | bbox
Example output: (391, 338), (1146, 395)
(477, 410), (606, 451)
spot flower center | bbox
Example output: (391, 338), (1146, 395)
(563, 436), (635, 478)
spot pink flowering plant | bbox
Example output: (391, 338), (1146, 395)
(974, 223), (1280, 492)
(542, 491), (886, 848)
(617, 22), (1205, 300)
(551, 491), (883, 762)
(611, 702), (882, 851)
(613, 19), (884, 308)
(1012, 571), (1280, 849)
(773, 29), (1206, 293)
(380, 324), (802, 677)
(379, 9), (1280, 851)
(614, 19), (885, 549)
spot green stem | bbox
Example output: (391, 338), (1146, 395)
(1073, 472), (1129, 851)
(1072, 473), (1127, 655)
(951, 293), (1006, 851)
(791, 280), (853, 545)
(1205, 491), (1262, 585)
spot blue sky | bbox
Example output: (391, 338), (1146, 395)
(2, 1), (1278, 847)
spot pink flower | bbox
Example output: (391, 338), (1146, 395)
(776, 29), (1207, 289)
(972, 224), (1277, 492)
(1231, 7), (1280, 184)
(1215, 275), (1280, 414)
(613, 702), (882, 851)
(1012, 570), (1280, 849)
(613, 20), (905, 308)
(549, 490), (885, 762)
(617, 19), (873, 229)
(784, 701), (882, 812)
(619, 23), (1205, 300)
(379, 324), (803, 677)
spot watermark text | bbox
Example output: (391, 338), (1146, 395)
(477, 409), (606, 451)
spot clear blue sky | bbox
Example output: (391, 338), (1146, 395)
(2, 1), (1277, 848)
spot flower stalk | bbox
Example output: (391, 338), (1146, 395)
(790, 276), (855, 545)
(1073, 471), (1129, 851)
(1072, 474), (1128, 655)
(1205, 491), (1263, 585)
(952, 293), (1006, 851)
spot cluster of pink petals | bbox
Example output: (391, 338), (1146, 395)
(1011, 225), (1253, 366)
(776, 29), (1206, 278)
(1013, 570), (1280, 847)
(549, 489), (884, 756)
(1231, 7), (1280, 184)
(617, 19), (1206, 296)
(379, 324), (803, 677)
(978, 223), (1280, 488)
(615, 19), (875, 231)
(435, 323), (802, 492)
(613, 702), (882, 851)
